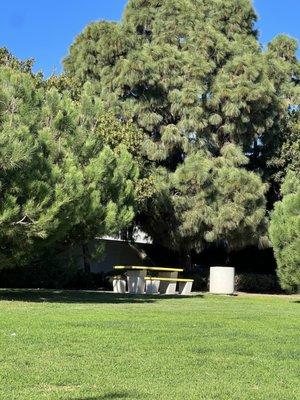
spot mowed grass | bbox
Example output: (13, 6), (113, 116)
(0, 290), (299, 400)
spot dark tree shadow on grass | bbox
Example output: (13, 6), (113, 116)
(0, 289), (202, 304)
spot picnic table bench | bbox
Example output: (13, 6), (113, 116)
(113, 266), (194, 295)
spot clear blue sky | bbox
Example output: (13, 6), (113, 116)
(0, 0), (299, 77)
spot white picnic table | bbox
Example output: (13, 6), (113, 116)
(113, 266), (193, 295)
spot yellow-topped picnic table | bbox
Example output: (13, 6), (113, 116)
(113, 265), (192, 295)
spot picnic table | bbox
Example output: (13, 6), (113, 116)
(113, 266), (193, 295)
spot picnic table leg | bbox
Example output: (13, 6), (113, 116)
(126, 270), (146, 294)
(159, 272), (178, 295)
(179, 281), (193, 295)
(146, 279), (160, 294)
(113, 277), (127, 294)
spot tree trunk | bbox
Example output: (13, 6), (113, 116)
(82, 243), (91, 273)
(180, 249), (193, 272)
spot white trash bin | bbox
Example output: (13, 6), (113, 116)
(112, 278), (126, 294)
(209, 266), (235, 295)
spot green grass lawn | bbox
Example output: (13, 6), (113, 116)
(0, 290), (299, 400)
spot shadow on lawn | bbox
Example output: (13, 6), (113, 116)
(0, 289), (202, 304)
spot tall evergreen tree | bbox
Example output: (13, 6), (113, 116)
(0, 57), (139, 270)
(64, 0), (299, 260)
(260, 35), (300, 203)
(139, 144), (267, 266)
(0, 47), (35, 73)
(171, 145), (267, 251)
(65, 1), (298, 161)
(269, 171), (300, 291)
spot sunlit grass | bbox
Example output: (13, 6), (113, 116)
(0, 290), (299, 400)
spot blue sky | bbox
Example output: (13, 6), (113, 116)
(0, 0), (299, 77)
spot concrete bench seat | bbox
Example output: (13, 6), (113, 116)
(145, 277), (194, 295)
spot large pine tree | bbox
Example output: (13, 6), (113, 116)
(65, 1), (298, 160)
(0, 54), (139, 270)
(64, 0), (299, 261)
(269, 171), (300, 291)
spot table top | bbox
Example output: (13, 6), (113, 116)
(114, 266), (184, 272)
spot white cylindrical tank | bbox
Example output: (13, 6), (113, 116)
(209, 266), (235, 295)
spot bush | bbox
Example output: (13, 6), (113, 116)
(0, 262), (77, 289)
(269, 171), (300, 291)
(184, 270), (209, 292)
(0, 264), (112, 290)
(235, 273), (282, 294)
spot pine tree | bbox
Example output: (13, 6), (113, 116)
(268, 107), (300, 187)
(172, 144), (267, 250)
(64, 0), (299, 260)
(0, 47), (35, 73)
(0, 57), (139, 270)
(64, 1), (298, 161)
(141, 144), (267, 257)
(260, 35), (300, 203)
(269, 171), (300, 291)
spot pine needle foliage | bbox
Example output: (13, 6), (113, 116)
(64, 1), (298, 165)
(0, 61), (139, 269)
(269, 171), (300, 291)
(172, 144), (268, 252)
(63, 0), (299, 255)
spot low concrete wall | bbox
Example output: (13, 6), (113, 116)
(89, 240), (147, 274)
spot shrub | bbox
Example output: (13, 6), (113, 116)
(235, 273), (281, 294)
(0, 263), (77, 289)
(269, 171), (300, 291)
(184, 271), (209, 292)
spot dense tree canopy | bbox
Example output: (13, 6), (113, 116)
(0, 0), (299, 279)
(0, 59), (139, 269)
(269, 171), (300, 291)
(269, 109), (300, 186)
(171, 145), (267, 251)
(64, 1), (298, 161)
(64, 0), (299, 257)
(139, 143), (267, 262)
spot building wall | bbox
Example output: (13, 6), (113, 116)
(90, 240), (149, 274)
